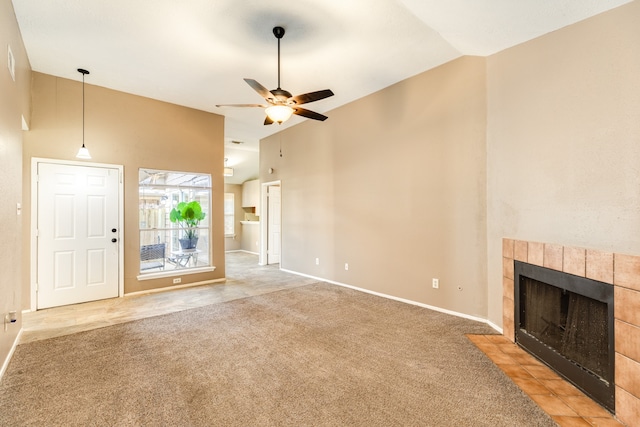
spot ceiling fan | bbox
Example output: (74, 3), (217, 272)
(216, 26), (334, 125)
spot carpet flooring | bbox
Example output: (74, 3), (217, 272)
(0, 282), (556, 426)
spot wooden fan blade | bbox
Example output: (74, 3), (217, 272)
(244, 79), (274, 100)
(289, 89), (334, 105)
(264, 116), (274, 125)
(215, 104), (267, 108)
(293, 107), (328, 121)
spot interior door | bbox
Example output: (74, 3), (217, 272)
(37, 163), (120, 309)
(267, 185), (281, 265)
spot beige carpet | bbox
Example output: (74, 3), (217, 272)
(0, 282), (555, 426)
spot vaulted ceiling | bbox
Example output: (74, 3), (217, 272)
(12, 0), (631, 161)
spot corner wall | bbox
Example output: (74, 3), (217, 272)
(0, 0), (31, 374)
(22, 73), (226, 308)
(261, 56), (488, 318)
(486, 1), (640, 327)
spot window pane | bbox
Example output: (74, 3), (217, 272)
(139, 168), (212, 274)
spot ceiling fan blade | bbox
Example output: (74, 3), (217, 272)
(289, 89), (334, 105)
(293, 107), (328, 121)
(264, 116), (275, 126)
(244, 78), (274, 100)
(215, 103), (267, 108)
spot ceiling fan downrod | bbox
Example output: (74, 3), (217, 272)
(273, 26), (285, 90)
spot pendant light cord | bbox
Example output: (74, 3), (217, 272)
(82, 72), (85, 148)
(77, 68), (90, 148)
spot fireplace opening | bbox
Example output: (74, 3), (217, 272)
(514, 261), (615, 412)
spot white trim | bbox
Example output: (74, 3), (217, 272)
(125, 277), (225, 297)
(136, 266), (216, 281)
(225, 249), (259, 255)
(0, 329), (22, 382)
(260, 180), (281, 266)
(280, 268), (496, 327)
(31, 158), (125, 311)
(486, 320), (503, 334)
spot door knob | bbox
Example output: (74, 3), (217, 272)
(112, 228), (117, 233)
(111, 238), (117, 243)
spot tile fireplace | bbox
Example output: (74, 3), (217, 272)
(502, 239), (640, 426)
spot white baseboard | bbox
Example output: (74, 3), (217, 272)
(226, 250), (259, 255)
(1, 328), (23, 382)
(486, 320), (503, 334)
(280, 268), (500, 330)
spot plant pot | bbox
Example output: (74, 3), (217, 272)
(179, 237), (198, 250)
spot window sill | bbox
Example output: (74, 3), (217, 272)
(137, 266), (216, 281)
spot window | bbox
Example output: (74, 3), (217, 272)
(224, 193), (235, 236)
(139, 168), (211, 275)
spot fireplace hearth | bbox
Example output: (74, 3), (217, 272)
(514, 261), (614, 411)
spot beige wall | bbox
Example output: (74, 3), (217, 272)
(486, 1), (640, 326)
(260, 1), (640, 326)
(261, 56), (488, 318)
(0, 1), (30, 371)
(224, 183), (243, 252)
(22, 72), (226, 307)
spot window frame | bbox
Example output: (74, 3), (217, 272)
(137, 168), (215, 280)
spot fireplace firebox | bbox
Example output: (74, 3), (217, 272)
(514, 261), (615, 411)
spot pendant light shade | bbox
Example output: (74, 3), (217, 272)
(76, 68), (91, 160)
(76, 145), (91, 159)
(265, 105), (294, 123)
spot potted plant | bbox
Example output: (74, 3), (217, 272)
(170, 200), (206, 250)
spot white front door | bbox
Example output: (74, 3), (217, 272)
(267, 185), (281, 265)
(37, 163), (120, 309)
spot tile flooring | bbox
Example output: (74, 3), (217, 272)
(21, 253), (624, 426)
(21, 251), (318, 343)
(468, 334), (625, 427)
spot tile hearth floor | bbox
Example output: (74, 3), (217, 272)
(468, 334), (624, 427)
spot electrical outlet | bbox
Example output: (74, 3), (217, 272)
(432, 278), (439, 289)
(315, 258), (319, 265)
(173, 278), (182, 284)
(345, 263), (349, 271)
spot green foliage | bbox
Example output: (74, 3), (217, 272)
(169, 200), (206, 239)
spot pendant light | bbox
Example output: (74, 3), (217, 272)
(223, 158), (234, 177)
(76, 68), (91, 159)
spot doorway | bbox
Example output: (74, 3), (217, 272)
(260, 181), (281, 266)
(31, 159), (124, 310)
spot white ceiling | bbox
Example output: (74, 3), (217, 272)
(11, 0), (632, 182)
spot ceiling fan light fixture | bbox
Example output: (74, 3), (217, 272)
(265, 105), (294, 124)
(216, 26), (333, 125)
